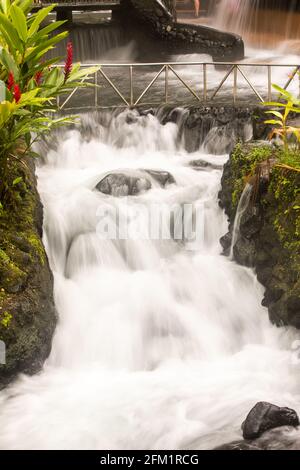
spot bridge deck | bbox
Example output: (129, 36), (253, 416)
(33, 1), (120, 11)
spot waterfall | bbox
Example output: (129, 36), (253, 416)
(213, 0), (300, 50)
(230, 183), (253, 259)
(50, 24), (137, 63)
(215, 0), (260, 38)
(0, 110), (299, 450)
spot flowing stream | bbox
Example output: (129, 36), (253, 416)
(0, 110), (299, 449)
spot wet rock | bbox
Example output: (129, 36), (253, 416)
(96, 172), (152, 197)
(189, 159), (224, 171)
(219, 142), (300, 329)
(215, 427), (300, 450)
(215, 441), (261, 450)
(0, 159), (56, 390)
(242, 402), (299, 440)
(143, 169), (175, 187)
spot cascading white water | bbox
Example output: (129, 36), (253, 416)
(229, 183), (253, 259)
(0, 110), (299, 450)
(215, 0), (260, 37)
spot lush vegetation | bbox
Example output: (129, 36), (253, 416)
(264, 83), (300, 171)
(0, 0), (98, 206)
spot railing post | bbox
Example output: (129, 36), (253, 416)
(129, 65), (133, 107)
(165, 65), (169, 104)
(203, 63), (207, 102)
(94, 70), (98, 108)
(267, 65), (272, 102)
(233, 65), (238, 105)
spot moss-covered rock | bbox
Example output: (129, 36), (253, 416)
(0, 156), (56, 389)
(219, 142), (300, 328)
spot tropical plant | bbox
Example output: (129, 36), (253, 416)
(0, 0), (98, 204)
(264, 84), (300, 153)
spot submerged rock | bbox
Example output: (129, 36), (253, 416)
(96, 172), (152, 197)
(189, 159), (224, 171)
(242, 402), (299, 440)
(96, 169), (176, 197)
(143, 169), (175, 187)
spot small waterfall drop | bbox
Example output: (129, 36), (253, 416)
(230, 183), (253, 259)
(213, 0), (300, 50)
(0, 110), (299, 450)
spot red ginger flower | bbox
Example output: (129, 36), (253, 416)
(64, 41), (73, 82)
(7, 72), (15, 91)
(13, 84), (21, 103)
(35, 70), (43, 85)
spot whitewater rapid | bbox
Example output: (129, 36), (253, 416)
(0, 110), (299, 450)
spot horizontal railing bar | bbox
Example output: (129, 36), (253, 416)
(56, 62), (300, 68)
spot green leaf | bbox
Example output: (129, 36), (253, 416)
(272, 84), (293, 100)
(25, 31), (68, 63)
(265, 110), (283, 120)
(0, 0), (10, 15)
(12, 176), (23, 186)
(0, 47), (19, 80)
(10, 4), (28, 42)
(25, 131), (31, 147)
(264, 119), (283, 125)
(20, 0), (35, 14)
(0, 13), (22, 53)
(29, 20), (66, 45)
(263, 102), (286, 108)
(28, 4), (56, 37)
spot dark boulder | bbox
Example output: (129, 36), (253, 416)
(143, 169), (175, 187)
(189, 159), (224, 171)
(242, 402), (299, 440)
(96, 172), (152, 197)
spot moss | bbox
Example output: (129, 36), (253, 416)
(0, 311), (12, 329)
(27, 233), (46, 265)
(269, 167), (300, 277)
(230, 143), (273, 207)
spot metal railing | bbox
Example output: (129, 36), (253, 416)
(34, 1), (120, 5)
(57, 62), (300, 111)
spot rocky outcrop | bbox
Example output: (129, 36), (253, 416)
(121, 0), (244, 61)
(242, 402), (299, 440)
(96, 172), (152, 197)
(0, 157), (56, 389)
(219, 142), (300, 328)
(215, 402), (300, 450)
(160, 106), (253, 154)
(95, 169), (175, 196)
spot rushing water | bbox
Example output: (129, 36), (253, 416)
(0, 110), (299, 450)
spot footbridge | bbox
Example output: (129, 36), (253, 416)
(56, 61), (300, 111)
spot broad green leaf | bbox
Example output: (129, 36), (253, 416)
(25, 31), (68, 63)
(20, 0), (35, 14)
(28, 4), (56, 37)
(28, 20), (66, 45)
(272, 84), (296, 102)
(0, 47), (19, 80)
(265, 110), (283, 120)
(67, 66), (100, 82)
(10, 4), (28, 42)
(0, 12), (22, 51)
(264, 119), (283, 125)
